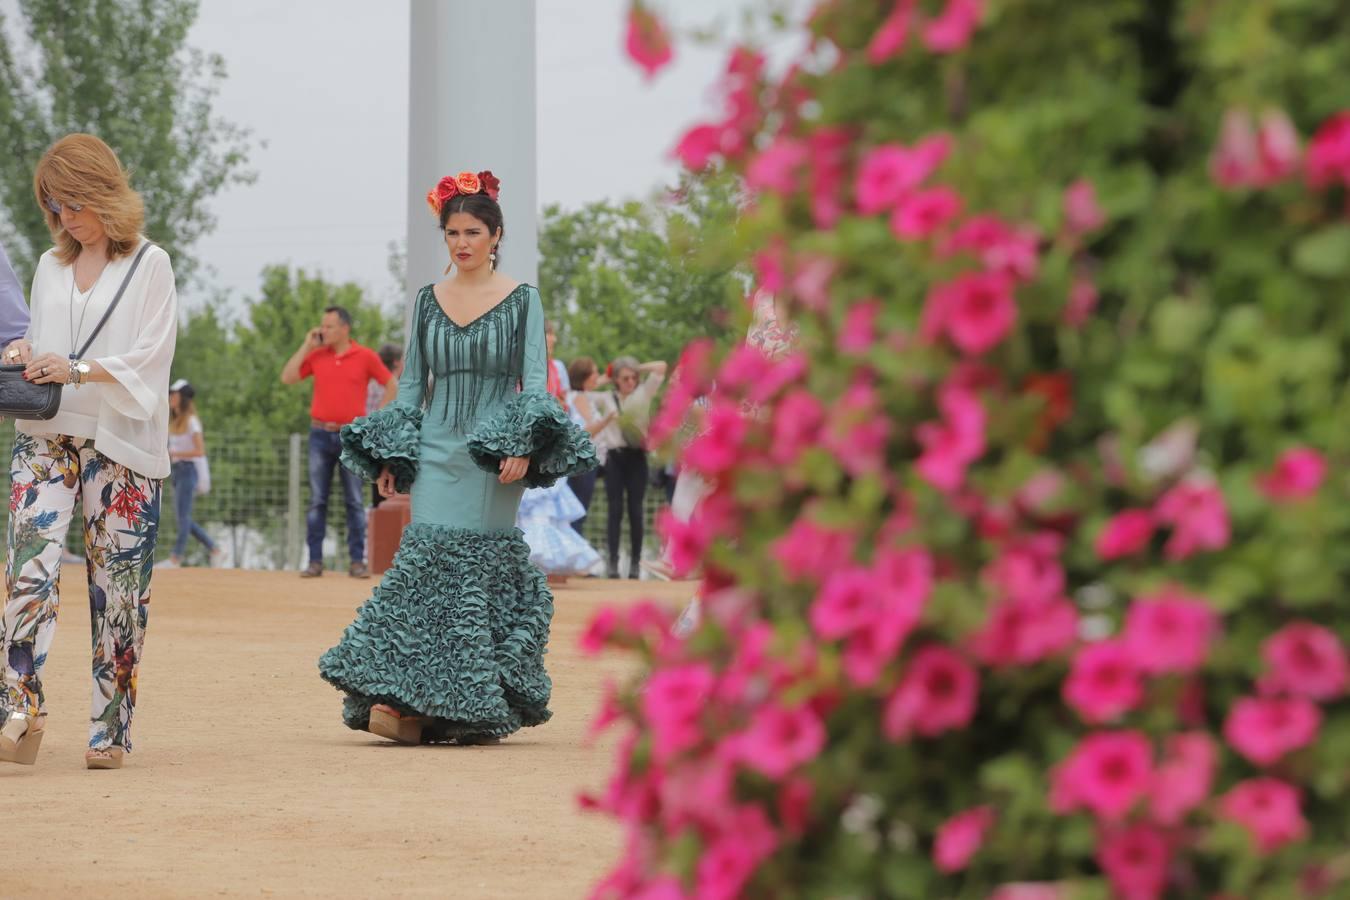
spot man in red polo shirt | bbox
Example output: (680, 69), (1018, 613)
(281, 306), (396, 578)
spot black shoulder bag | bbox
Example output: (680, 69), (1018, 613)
(0, 242), (152, 420)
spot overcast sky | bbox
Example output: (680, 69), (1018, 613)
(185, 0), (785, 310)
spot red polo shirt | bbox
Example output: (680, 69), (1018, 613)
(299, 341), (393, 425)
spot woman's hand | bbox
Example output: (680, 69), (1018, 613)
(25, 352), (71, 385)
(498, 456), (529, 484)
(376, 467), (397, 498)
(3, 339), (33, 366)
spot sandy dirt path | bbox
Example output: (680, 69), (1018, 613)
(1, 568), (682, 899)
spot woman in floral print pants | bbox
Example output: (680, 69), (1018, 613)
(5, 434), (160, 757)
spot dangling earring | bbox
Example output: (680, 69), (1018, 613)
(490, 246), (498, 269)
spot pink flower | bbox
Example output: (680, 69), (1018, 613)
(972, 595), (1078, 666)
(624, 3), (674, 79)
(773, 518), (857, 583)
(1063, 640), (1144, 724)
(1224, 695), (1322, 767)
(642, 664), (715, 761)
(807, 128), (852, 229)
(674, 123), (731, 169)
(1217, 778), (1308, 854)
(809, 567), (874, 640)
(866, 0), (916, 64)
(988, 887), (1063, 900)
(915, 383), (986, 491)
(630, 878), (687, 900)
(1064, 272), (1098, 328)
(579, 606), (621, 655)
(735, 703), (826, 779)
(1154, 478), (1230, 560)
(921, 0), (983, 53)
(854, 137), (950, 215)
(1097, 825), (1169, 900)
(837, 299), (881, 354)
(891, 186), (962, 239)
(883, 644), (978, 740)
(656, 508), (710, 577)
(1121, 588), (1219, 674)
(1053, 731), (1153, 820)
(924, 271), (1017, 355)
(1149, 732), (1217, 826)
(984, 532), (1064, 605)
(1209, 108), (1260, 188)
(942, 213), (1040, 281)
(770, 389), (826, 466)
(1096, 509), (1154, 561)
(1306, 111), (1350, 188)
(1062, 179), (1106, 236)
(1256, 447), (1327, 502)
(695, 806), (777, 900)
(1262, 621), (1350, 701)
(746, 136), (810, 196)
(778, 777), (813, 836)
(683, 403), (748, 476)
(840, 549), (932, 686)
(933, 805), (994, 873)
(1255, 108), (1302, 185)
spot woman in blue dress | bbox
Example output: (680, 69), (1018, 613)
(318, 170), (596, 745)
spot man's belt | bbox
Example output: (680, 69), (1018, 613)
(311, 419), (346, 432)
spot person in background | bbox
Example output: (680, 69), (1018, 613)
(366, 343), (403, 508)
(545, 320), (569, 396)
(564, 356), (615, 535)
(0, 239), (30, 347)
(280, 306), (395, 578)
(592, 355), (667, 578)
(163, 379), (221, 568)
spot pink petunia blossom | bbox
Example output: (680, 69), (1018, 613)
(657, 752), (735, 832)
(630, 878), (687, 900)
(753, 246), (786, 294)
(891, 186), (962, 239)
(1154, 478), (1230, 560)
(972, 595), (1078, 667)
(933, 805), (995, 873)
(580, 606), (621, 655)
(837, 299), (881, 354)
(642, 664), (715, 761)
(746, 136), (810, 196)
(853, 136), (951, 216)
(821, 380), (891, 477)
(809, 567), (874, 640)
(674, 123), (731, 169)
(915, 383), (986, 491)
(1223, 695), (1322, 767)
(1217, 778), (1309, 854)
(985, 532), (1064, 605)
(770, 389), (826, 466)
(1121, 588), (1220, 674)
(1256, 446), (1327, 502)
(882, 644), (979, 740)
(988, 887), (1063, 900)
(1306, 111), (1350, 188)
(1064, 272), (1099, 328)
(1096, 509), (1155, 560)
(921, 0), (983, 53)
(656, 508), (710, 577)
(683, 403), (749, 476)
(1062, 178), (1107, 236)
(695, 805), (778, 900)
(1255, 108), (1302, 185)
(1149, 732), (1217, 826)
(1209, 108), (1261, 188)
(1053, 730), (1153, 821)
(840, 549), (931, 686)
(735, 703), (826, 779)
(1261, 621), (1350, 701)
(778, 777), (814, 836)
(1097, 825), (1169, 900)
(624, 3), (674, 79)
(867, 0), (917, 64)
(924, 271), (1017, 355)
(773, 518), (858, 583)
(807, 128), (852, 229)
(942, 214), (1040, 281)
(1062, 640), (1144, 724)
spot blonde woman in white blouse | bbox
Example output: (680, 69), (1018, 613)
(0, 134), (177, 770)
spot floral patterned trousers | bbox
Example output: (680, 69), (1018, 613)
(3, 433), (161, 751)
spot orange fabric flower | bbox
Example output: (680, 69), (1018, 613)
(425, 188), (440, 214)
(434, 175), (459, 203)
(455, 171), (482, 194)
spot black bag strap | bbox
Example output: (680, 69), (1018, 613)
(72, 241), (153, 359)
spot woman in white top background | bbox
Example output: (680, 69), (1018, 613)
(564, 356), (616, 536)
(592, 355), (666, 578)
(0, 134), (177, 770)
(164, 379), (221, 568)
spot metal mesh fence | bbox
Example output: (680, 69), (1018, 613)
(0, 422), (667, 572)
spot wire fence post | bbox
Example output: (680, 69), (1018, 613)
(287, 431), (302, 570)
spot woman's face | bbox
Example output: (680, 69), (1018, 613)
(169, 391), (182, 414)
(55, 199), (107, 249)
(615, 366), (639, 396)
(443, 211), (500, 273)
(545, 328), (558, 355)
(582, 368), (599, 390)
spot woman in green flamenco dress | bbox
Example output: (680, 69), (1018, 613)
(318, 169), (596, 745)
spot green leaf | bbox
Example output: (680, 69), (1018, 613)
(1292, 225), (1350, 278)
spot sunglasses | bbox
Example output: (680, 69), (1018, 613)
(44, 195), (85, 215)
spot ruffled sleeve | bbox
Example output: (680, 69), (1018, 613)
(466, 390), (598, 488)
(340, 402), (424, 491)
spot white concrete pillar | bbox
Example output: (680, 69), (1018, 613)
(406, 0), (538, 305)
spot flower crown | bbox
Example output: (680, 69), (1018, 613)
(425, 170), (501, 215)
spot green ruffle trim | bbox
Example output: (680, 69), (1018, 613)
(339, 402), (423, 493)
(465, 390), (598, 488)
(317, 523), (554, 743)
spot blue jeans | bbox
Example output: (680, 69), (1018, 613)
(171, 460), (215, 558)
(307, 428), (365, 567)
